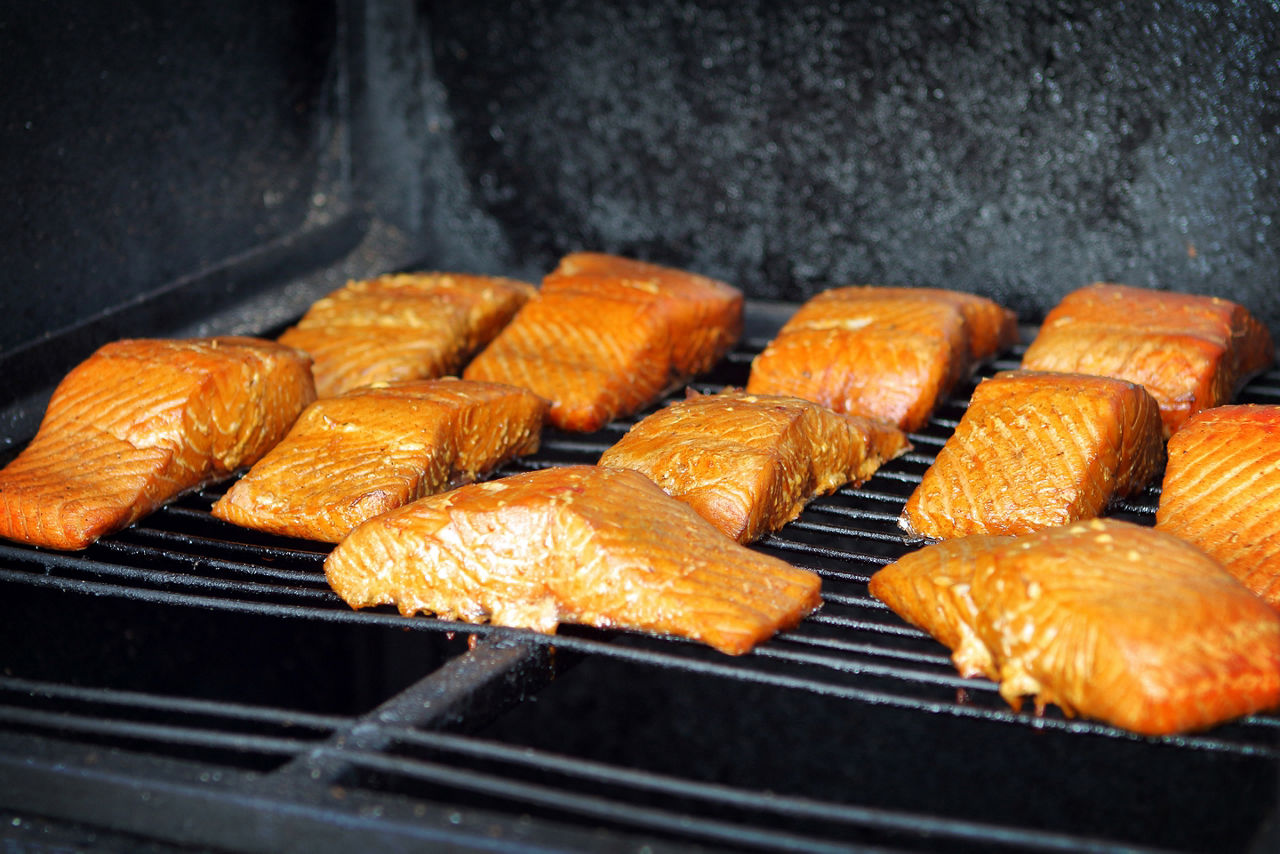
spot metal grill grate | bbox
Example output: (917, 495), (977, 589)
(2, 309), (1279, 852)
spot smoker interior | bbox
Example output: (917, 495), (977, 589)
(4, 1), (1280, 852)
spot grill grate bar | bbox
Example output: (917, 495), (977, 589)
(329, 727), (1170, 854)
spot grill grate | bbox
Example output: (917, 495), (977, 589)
(2, 309), (1279, 852)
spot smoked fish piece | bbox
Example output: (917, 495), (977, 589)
(278, 273), (535, 397)
(1021, 283), (1274, 435)
(900, 370), (1165, 539)
(325, 465), (822, 655)
(0, 337), (315, 550)
(746, 286), (1018, 432)
(599, 389), (909, 542)
(1156, 405), (1280, 608)
(465, 253), (743, 432)
(868, 534), (1012, 681)
(872, 520), (1280, 735)
(545, 252), (744, 375)
(212, 379), (548, 543)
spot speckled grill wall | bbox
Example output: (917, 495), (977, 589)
(4, 0), (1278, 353)
(418, 0), (1279, 324)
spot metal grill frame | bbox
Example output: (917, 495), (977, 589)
(1, 299), (1279, 853)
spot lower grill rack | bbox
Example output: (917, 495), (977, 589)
(1, 324), (1279, 853)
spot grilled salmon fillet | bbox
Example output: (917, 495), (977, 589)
(599, 389), (909, 542)
(464, 253), (743, 432)
(1021, 283), (1274, 435)
(0, 337), (315, 550)
(870, 519), (1280, 735)
(545, 252), (744, 375)
(212, 379), (548, 543)
(900, 370), (1165, 539)
(1156, 405), (1280, 608)
(325, 465), (822, 655)
(278, 273), (535, 397)
(746, 286), (1018, 431)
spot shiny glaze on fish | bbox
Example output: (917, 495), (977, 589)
(1157, 404), (1280, 608)
(871, 519), (1280, 735)
(599, 388), (909, 542)
(279, 273), (534, 397)
(464, 253), (743, 432)
(212, 379), (547, 543)
(325, 465), (822, 655)
(901, 370), (1165, 539)
(746, 286), (1017, 431)
(0, 337), (315, 550)
(1021, 283), (1273, 435)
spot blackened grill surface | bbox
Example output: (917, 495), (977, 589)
(1, 309), (1279, 853)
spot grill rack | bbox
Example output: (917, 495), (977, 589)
(2, 312), (1280, 853)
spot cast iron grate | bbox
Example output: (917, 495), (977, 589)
(2, 313), (1280, 852)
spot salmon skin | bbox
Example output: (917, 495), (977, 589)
(746, 286), (1018, 432)
(212, 379), (548, 543)
(870, 519), (1280, 735)
(1156, 405), (1280, 609)
(900, 370), (1165, 539)
(325, 465), (822, 655)
(279, 273), (535, 398)
(0, 337), (315, 550)
(1021, 283), (1274, 435)
(464, 253), (743, 432)
(599, 388), (909, 543)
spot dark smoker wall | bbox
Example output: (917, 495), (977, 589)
(0, 0), (343, 351)
(423, 0), (1279, 325)
(3, 1), (1278, 355)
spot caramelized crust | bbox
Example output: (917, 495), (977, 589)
(746, 286), (1017, 431)
(212, 379), (547, 543)
(466, 253), (743, 432)
(1022, 283), (1274, 434)
(901, 370), (1165, 539)
(870, 520), (1280, 735)
(0, 337), (315, 550)
(279, 273), (535, 397)
(325, 465), (822, 655)
(1157, 405), (1280, 608)
(600, 389), (909, 542)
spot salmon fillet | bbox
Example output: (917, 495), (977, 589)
(900, 370), (1165, 539)
(212, 379), (548, 543)
(464, 253), (743, 432)
(546, 252), (744, 375)
(1021, 283), (1274, 435)
(746, 286), (1018, 431)
(870, 520), (1280, 735)
(0, 337), (315, 550)
(599, 389), (909, 542)
(325, 465), (822, 655)
(1156, 405), (1280, 608)
(278, 273), (535, 397)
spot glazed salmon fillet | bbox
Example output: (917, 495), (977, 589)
(900, 370), (1165, 539)
(465, 253), (743, 432)
(279, 273), (535, 397)
(870, 520), (1280, 735)
(545, 252), (744, 375)
(1021, 283), (1274, 435)
(599, 389), (909, 542)
(0, 337), (315, 550)
(212, 379), (547, 543)
(746, 286), (1018, 431)
(1156, 405), (1280, 608)
(325, 465), (822, 655)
